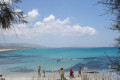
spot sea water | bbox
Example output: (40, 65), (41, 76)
(0, 47), (118, 76)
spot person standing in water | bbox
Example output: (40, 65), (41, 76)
(60, 68), (64, 80)
(78, 67), (81, 77)
(70, 69), (74, 77)
(38, 66), (41, 77)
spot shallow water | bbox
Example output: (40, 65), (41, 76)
(0, 47), (118, 75)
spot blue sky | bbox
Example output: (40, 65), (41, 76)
(0, 0), (119, 47)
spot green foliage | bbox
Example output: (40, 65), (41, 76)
(98, 0), (120, 31)
(0, 0), (28, 30)
(98, 0), (120, 71)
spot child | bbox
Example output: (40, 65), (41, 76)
(43, 70), (45, 77)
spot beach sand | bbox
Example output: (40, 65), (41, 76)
(0, 49), (15, 52)
(3, 71), (119, 80)
(4, 74), (116, 80)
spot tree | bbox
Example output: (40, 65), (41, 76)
(0, 0), (27, 30)
(98, 0), (120, 32)
(98, 0), (120, 43)
(98, 0), (120, 71)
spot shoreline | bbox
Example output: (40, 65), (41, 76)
(3, 71), (119, 80)
(1, 70), (109, 77)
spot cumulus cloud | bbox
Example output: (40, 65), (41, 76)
(28, 9), (39, 21)
(1, 10), (97, 38)
(32, 15), (96, 36)
(43, 15), (55, 22)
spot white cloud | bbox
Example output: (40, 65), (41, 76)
(32, 15), (96, 36)
(1, 10), (97, 38)
(43, 15), (55, 22)
(28, 9), (39, 21)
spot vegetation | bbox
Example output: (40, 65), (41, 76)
(0, 0), (27, 30)
(98, 0), (120, 71)
(98, 0), (120, 46)
(98, 0), (120, 30)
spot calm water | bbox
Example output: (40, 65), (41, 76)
(0, 47), (118, 75)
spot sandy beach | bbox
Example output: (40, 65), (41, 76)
(2, 70), (120, 80)
(0, 49), (15, 52)
(4, 72), (119, 80)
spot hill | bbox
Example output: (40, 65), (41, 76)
(0, 43), (46, 49)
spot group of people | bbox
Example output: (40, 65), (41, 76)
(38, 65), (82, 80)
(38, 66), (45, 77)
(60, 67), (82, 80)
(57, 59), (61, 62)
(1, 66), (81, 80)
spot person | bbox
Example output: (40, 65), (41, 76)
(0, 74), (5, 80)
(38, 66), (41, 77)
(57, 59), (61, 62)
(78, 67), (81, 77)
(57, 59), (59, 62)
(70, 69), (74, 78)
(57, 59), (60, 62)
(60, 68), (64, 80)
(43, 70), (45, 77)
(84, 66), (87, 73)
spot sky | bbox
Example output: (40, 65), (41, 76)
(0, 0), (119, 47)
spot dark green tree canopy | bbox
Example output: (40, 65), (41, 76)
(0, 0), (27, 30)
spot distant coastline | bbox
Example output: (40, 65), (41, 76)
(48, 46), (117, 49)
(0, 43), (116, 49)
(0, 49), (15, 52)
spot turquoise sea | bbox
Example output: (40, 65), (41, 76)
(0, 47), (118, 75)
